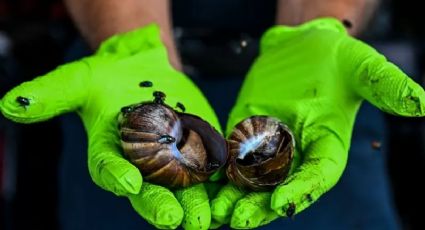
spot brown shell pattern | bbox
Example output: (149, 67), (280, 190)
(226, 116), (295, 191)
(119, 102), (227, 188)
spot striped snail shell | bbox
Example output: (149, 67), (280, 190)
(226, 116), (295, 191)
(118, 100), (227, 188)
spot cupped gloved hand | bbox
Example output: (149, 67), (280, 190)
(0, 24), (221, 229)
(211, 18), (425, 229)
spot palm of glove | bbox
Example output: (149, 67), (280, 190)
(211, 18), (425, 229)
(1, 25), (220, 229)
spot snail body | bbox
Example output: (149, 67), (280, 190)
(226, 116), (295, 191)
(118, 98), (227, 188)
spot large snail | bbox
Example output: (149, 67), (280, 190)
(226, 116), (295, 191)
(118, 92), (227, 188)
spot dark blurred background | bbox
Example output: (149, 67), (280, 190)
(0, 0), (424, 229)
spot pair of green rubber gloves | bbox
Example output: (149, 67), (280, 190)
(1, 18), (424, 229)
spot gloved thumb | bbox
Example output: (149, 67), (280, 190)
(0, 60), (90, 123)
(341, 37), (425, 117)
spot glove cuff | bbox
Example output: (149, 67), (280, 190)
(260, 17), (347, 54)
(96, 24), (165, 56)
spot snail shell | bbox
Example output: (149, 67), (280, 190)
(226, 116), (295, 191)
(118, 102), (227, 188)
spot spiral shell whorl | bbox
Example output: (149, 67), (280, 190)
(226, 116), (295, 191)
(119, 102), (227, 188)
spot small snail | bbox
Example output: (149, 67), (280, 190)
(118, 93), (227, 188)
(226, 116), (295, 191)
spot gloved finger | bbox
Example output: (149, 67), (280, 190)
(205, 182), (225, 229)
(88, 120), (142, 196)
(211, 183), (247, 224)
(0, 61), (90, 123)
(342, 37), (425, 116)
(227, 148), (302, 229)
(230, 192), (279, 229)
(129, 182), (183, 229)
(271, 132), (347, 217)
(175, 184), (210, 230)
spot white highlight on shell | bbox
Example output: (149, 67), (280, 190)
(170, 119), (182, 141)
(169, 120), (182, 159)
(238, 132), (267, 159)
(170, 143), (181, 160)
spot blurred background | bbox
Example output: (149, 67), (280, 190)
(0, 0), (424, 229)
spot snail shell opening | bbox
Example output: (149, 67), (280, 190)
(119, 102), (227, 188)
(226, 116), (295, 191)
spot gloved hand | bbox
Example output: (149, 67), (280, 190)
(211, 18), (425, 229)
(0, 24), (220, 229)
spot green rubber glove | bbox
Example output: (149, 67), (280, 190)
(0, 24), (220, 229)
(211, 18), (425, 229)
